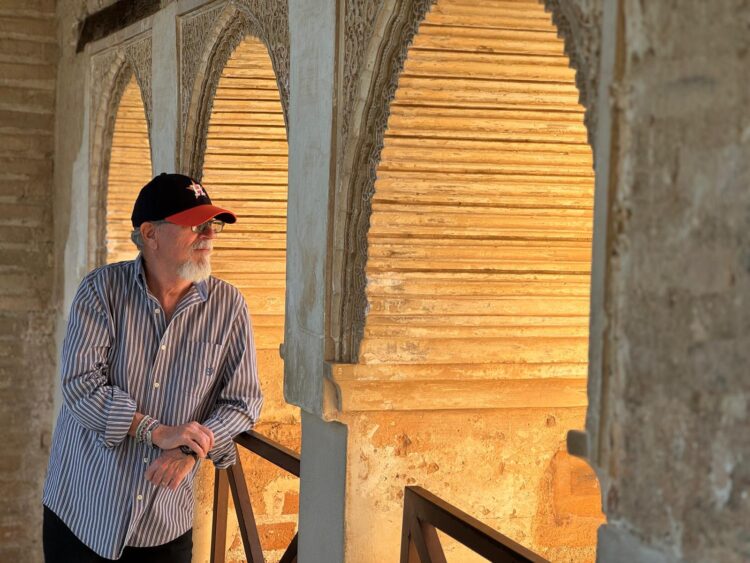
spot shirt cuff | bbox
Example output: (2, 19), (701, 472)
(203, 417), (236, 469)
(102, 387), (137, 449)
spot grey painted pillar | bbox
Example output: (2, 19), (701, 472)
(299, 411), (347, 563)
(150, 3), (179, 174)
(284, 0), (335, 415)
(286, 0), (346, 560)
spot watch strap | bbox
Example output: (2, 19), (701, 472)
(179, 445), (198, 459)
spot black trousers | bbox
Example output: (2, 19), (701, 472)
(43, 506), (192, 563)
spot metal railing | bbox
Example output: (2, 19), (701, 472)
(400, 486), (549, 563)
(211, 437), (547, 563)
(210, 430), (300, 563)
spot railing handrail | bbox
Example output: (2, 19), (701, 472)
(401, 485), (549, 563)
(234, 430), (301, 477)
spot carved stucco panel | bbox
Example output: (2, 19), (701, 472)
(331, 0), (602, 362)
(341, 0), (385, 152)
(180, 1), (226, 149)
(179, 0), (289, 177)
(124, 35), (153, 130)
(90, 48), (123, 142)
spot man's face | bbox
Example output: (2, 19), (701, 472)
(150, 221), (215, 282)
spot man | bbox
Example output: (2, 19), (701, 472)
(42, 173), (263, 562)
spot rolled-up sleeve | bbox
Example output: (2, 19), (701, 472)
(60, 275), (137, 448)
(204, 301), (263, 468)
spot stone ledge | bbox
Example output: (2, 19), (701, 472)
(330, 376), (588, 412)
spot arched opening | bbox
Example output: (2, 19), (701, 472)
(198, 35), (297, 561)
(340, 0), (604, 560)
(104, 74), (152, 264)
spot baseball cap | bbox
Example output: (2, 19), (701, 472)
(131, 173), (237, 228)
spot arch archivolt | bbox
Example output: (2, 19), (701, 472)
(178, 0), (289, 178)
(331, 0), (433, 364)
(542, 0), (602, 145)
(329, 0), (602, 365)
(88, 34), (153, 269)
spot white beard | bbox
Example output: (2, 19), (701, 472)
(177, 244), (212, 282)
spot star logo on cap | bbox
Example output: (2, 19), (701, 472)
(188, 181), (206, 199)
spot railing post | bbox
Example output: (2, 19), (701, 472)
(419, 521), (447, 563)
(400, 494), (416, 563)
(226, 447), (265, 563)
(211, 468), (229, 563)
(209, 432), (300, 563)
(401, 488), (447, 563)
(279, 533), (298, 563)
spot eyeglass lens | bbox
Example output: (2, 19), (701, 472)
(193, 220), (224, 234)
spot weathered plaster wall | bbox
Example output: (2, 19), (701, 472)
(0, 1), (59, 560)
(340, 409), (602, 562)
(54, 0), (89, 429)
(596, 1), (750, 561)
(151, 2), (178, 172)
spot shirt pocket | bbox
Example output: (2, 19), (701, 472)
(176, 340), (224, 398)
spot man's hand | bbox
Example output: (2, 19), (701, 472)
(145, 448), (196, 491)
(150, 421), (214, 457)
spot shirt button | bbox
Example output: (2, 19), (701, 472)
(154, 382), (160, 389)
(160, 344), (166, 351)
(143, 457), (149, 464)
(136, 494), (143, 501)
(154, 309), (160, 314)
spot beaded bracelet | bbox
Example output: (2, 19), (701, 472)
(135, 415), (160, 448)
(144, 418), (160, 448)
(135, 415), (153, 444)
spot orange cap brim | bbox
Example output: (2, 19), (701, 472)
(164, 204), (237, 226)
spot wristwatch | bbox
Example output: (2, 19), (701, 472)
(179, 445), (198, 459)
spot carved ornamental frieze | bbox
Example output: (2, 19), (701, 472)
(179, 0), (289, 178)
(330, 0), (602, 363)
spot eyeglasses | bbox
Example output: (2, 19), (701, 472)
(191, 219), (225, 234)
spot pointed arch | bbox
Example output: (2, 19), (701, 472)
(104, 75), (153, 264)
(179, 0), (289, 178)
(89, 39), (153, 268)
(329, 0), (601, 363)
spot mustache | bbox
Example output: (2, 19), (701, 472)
(192, 241), (213, 250)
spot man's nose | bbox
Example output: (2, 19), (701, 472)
(199, 226), (216, 239)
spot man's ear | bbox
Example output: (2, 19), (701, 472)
(141, 222), (159, 249)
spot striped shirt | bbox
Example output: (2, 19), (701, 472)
(42, 254), (263, 559)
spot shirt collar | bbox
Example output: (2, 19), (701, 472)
(133, 253), (209, 302)
(134, 253), (148, 292)
(194, 278), (209, 301)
